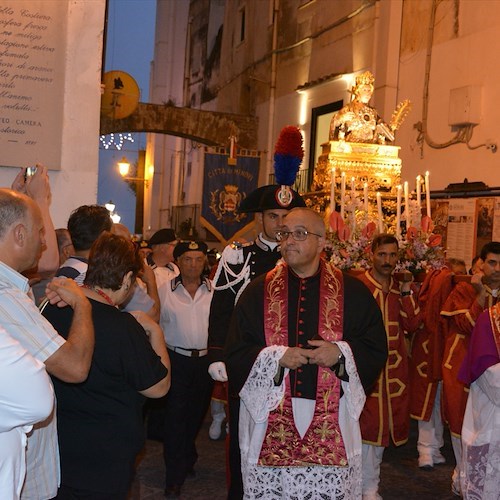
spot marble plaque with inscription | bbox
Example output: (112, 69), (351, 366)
(0, 1), (67, 170)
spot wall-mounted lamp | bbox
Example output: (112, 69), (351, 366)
(117, 156), (130, 177)
(117, 156), (149, 187)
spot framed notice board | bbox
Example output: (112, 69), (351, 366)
(431, 196), (500, 266)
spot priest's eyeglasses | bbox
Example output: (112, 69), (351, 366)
(275, 229), (322, 242)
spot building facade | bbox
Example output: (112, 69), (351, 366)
(144, 0), (500, 247)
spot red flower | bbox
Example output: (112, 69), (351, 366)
(406, 226), (418, 241)
(362, 221), (377, 239)
(406, 248), (415, 259)
(427, 233), (442, 247)
(338, 225), (351, 242)
(329, 211), (345, 233)
(421, 215), (434, 233)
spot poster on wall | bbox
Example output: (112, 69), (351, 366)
(493, 198), (500, 241)
(476, 198), (495, 254)
(445, 198), (477, 266)
(0, 1), (67, 170)
(430, 199), (449, 251)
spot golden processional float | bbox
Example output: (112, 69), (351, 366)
(305, 72), (443, 272)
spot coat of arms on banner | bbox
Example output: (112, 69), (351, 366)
(201, 151), (260, 243)
(209, 184), (246, 222)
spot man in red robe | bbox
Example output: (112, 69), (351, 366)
(409, 259), (465, 470)
(357, 234), (422, 500)
(440, 241), (500, 495)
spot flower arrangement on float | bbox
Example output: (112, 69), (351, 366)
(394, 215), (445, 274)
(325, 198), (445, 274)
(325, 211), (374, 271)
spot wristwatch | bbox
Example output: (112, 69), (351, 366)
(336, 351), (345, 377)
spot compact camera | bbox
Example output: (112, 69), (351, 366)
(24, 166), (37, 181)
(26, 166), (37, 177)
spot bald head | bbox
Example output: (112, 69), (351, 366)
(284, 208), (326, 237)
(0, 188), (45, 272)
(280, 208), (326, 277)
(0, 188), (32, 239)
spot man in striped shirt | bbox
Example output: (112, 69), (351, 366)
(0, 188), (94, 500)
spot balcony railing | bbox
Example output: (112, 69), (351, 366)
(268, 168), (310, 194)
(171, 204), (201, 240)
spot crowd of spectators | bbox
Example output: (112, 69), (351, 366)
(0, 167), (498, 500)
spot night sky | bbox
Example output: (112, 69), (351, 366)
(98, 0), (157, 233)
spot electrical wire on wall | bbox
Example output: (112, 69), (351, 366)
(415, 0), (496, 156)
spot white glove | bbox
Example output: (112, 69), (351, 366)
(208, 361), (228, 382)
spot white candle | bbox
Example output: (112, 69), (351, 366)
(351, 177), (356, 196)
(363, 182), (369, 214)
(404, 181), (410, 228)
(396, 185), (402, 238)
(376, 192), (383, 233)
(416, 175), (422, 213)
(425, 171), (431, 218)
(330, 167), (336, 214)
(340, 172), (346, 219)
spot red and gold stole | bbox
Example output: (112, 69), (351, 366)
(489, 302), (500, 357)
(259, 260), (348, 467)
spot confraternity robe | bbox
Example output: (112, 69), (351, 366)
(409, 269), (453, 421)
(440, 283), (497, 436)
(458, 304), (500, 499)
(357, 271), (422, 446)
(225, 260), (387, 499)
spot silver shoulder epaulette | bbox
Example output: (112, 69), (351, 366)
(221, 242), (245, 265)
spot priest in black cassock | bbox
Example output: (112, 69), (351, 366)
(208, 183), (305, 498)
(225, 207), (387, 499)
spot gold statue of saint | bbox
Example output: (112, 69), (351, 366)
(330, 71), (411, 145)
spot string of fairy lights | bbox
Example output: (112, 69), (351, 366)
(99, 132), (135, 150)
(100, 133), (136, 224)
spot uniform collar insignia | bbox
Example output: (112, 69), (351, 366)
(256, 234), (280, 252)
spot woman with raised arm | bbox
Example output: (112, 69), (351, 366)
(43, 231), (170, 499)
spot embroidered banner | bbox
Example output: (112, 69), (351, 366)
(201, 150), (260, 243)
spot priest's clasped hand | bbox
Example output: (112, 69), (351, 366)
(307, 340), (342, 368)
(279, 347), (310, 369)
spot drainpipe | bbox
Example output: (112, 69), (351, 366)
(266, 0), (279, 178)
(176, 17), (192, 209)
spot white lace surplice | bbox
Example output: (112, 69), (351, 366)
(239, 342), (365, 500)
(460, 363), (500, 500)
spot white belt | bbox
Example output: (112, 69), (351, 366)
(167, 345), (208, 358)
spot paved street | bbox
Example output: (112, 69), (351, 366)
(131, 417), (458, 499)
